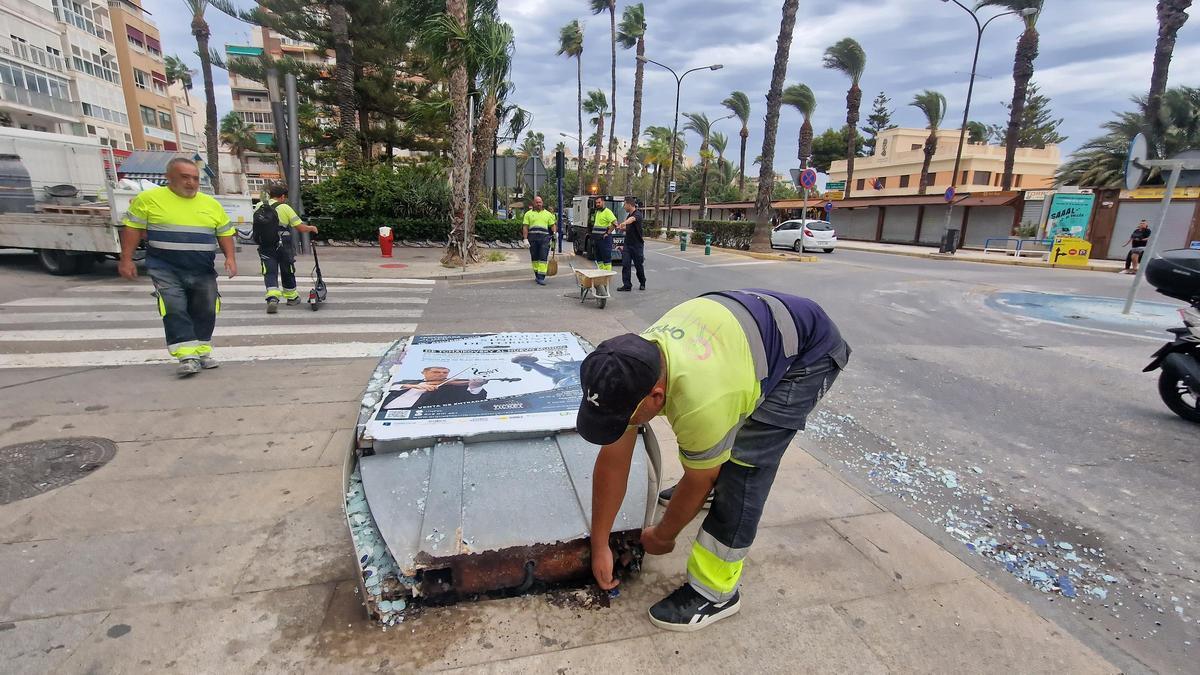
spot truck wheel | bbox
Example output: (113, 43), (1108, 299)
(37, 249), (80, 275)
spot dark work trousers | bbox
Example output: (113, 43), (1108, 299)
(148, 265), (220, 361)
(686, 342), (850, 602)
(259, 235), (297, 301)
(1125, 247), (1145, 270)
(591, 232), (613, 272)
(621, 242), (646, 289)
(528, 232), (551, 281)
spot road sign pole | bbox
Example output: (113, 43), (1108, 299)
(1122, 163), (1181, 315)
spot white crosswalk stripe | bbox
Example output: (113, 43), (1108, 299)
(0, 277), (432, 369)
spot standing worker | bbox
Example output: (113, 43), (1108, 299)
(521, 196), (557, 285)
(256, 183), (319, 312)
(590, 196), (617, 272)
(615, 196), (646, 292)
(576, 289), (850, 631)
(118, 158), (236, 377)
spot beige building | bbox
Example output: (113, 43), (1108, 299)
(829, 127), (1060, 197)
(169, 79), (200, 154)
(0, 0), (78, 134)
(107, 0), (178, 151)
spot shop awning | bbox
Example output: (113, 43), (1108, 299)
(126, 26), (145, 42)
(954, 192), (1021, 207)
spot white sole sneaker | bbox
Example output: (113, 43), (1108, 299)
(647, 595), (741, 632)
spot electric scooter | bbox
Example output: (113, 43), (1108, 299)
(307, 235), (328, 311)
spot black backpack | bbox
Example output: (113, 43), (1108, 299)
(252, 201), (281, 249)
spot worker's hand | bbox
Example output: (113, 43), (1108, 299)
(224, 258), (237, 279)
(641, 525), (676, 556)
(117, 259), (137, 280)
(591, 543), (620, 590)
(308, 225), (319, 234)
(467, 377), (487, 389)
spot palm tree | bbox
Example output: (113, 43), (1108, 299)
(642, 135), (669, 217)
(557, 20), (585, 195)
(822, 37), (867, 197)
(979, 1), (1042, 190)
(218, 111), (257, 192)
(589, 0), (617, 187)
(754, 0), (800, 250)
(583, 89), (609, 189)
(466, 19), (514, 213)
(182, 0), (228, 192)
(722, 91), (751, 191)
(444, 0), (473, 264)
(327, 0), (358, 161)
(782, 84), (816, 170)
(163, 55), (194, 106)
(910, 90), (947, 196)
(709, 131), (729, 172)
(683, 112), (713, 215)
(1147, 1), (1192, 150)
(617, 3), (646, 194)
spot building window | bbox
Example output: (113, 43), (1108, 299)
(0, 57), (72, 105)
(246, 177), (267, 192)
(856, 178), (865, 192)
(139, 105), (156, 127)
(877, 177), (887, 189)
(86, 124), (96, 135)
(134, 69), (149, 90)
(147, 142), (163, 151)
(899, 174), (911, 188)
(911, 144), (922, 151)
(925, 172), (936, 187)
(1014, 174), (1022, 188)
(972, 170), (992, 186)
(127, 26), (146, 51)
(157, 110), (173, 130)
(152, 80), (167, 95)
(146, 36), (162, 59)
(178, 113), (195, 136)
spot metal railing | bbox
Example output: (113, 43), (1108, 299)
(0, 83), (76, 117)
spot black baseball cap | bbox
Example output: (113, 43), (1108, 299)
(576, 334), (662, 445)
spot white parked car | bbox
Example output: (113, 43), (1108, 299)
(771, 219), (837, 253)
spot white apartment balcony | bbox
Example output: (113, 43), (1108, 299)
(0, 84), (78, 120)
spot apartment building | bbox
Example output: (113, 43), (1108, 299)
(106, 0), (178, 151)
(0, 0), (78, 134)
(51, 0), (132, 151)
(828, 127), (1061, 197)
(170, 79), (200, 154)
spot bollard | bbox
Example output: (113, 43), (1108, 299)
(705, 234), (712, 255)
(680, 235), (687, 252)
(378, 226), (394, 258)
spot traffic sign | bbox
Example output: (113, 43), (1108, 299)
(668, 180), (676, 193)
(826, 180), (846, 190)
(944, 186), (956, 202)
(1050, 236), (1092, 267)
(827, 190), (844, 201)
(824, 201), (834, 214)
(800, 168), (818, 190)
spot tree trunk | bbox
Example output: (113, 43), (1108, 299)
(444, 0), (476, 266)
(193, 16), (220, 194)
(576, 57), (584, 196)
(624, 37), (645, 195)
(699, 150), (710, 217)
(329, 0), (359, 163)
(843, 84), (861, 197)
(605, 3), (616, 190)
(469, 95), (498, 215)
(650, 163), (660, 222)
(1149, 0), (1191, 151)
(799, 119), (813, 165)
(753, 0), (800, 251)
(738, 125), (748, 192)
(919, 132), (937, 195)
(356, 66), (370, 160)
(1001, 27), (1039, 190)
(592, 113), (605, 190)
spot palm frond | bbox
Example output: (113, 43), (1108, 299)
(782, 84), (816, 119)
(822, 38), (867, 84)
(557, 20), (584, 57)
(722, 91), (750, 124)
(909, 90), (947, 129)
(616, 3), (646, 48)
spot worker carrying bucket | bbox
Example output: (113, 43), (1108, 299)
(577, 290), (850, 632)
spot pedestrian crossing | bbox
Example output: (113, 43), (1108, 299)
(0, 276), (432, 369)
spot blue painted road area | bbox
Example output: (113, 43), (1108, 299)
(987, 291), (1185, 340)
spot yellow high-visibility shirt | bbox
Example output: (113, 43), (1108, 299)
(523, 209), (556, 233)
(123, 186), (232, 272)
(592, 207), (617, 233)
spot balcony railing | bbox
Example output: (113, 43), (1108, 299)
(0, 83), (76, 117)
(1, 41), (67, 73)
(143, 125), (176, 141)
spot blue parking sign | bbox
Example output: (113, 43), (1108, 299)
(824, 201), (834, 213)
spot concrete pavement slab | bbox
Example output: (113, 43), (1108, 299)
(834, 577), (1116, 673)
(232, 491), (357, 594)
(458, 635), (668, 674)
(829, 512), (977, 590)
(758, 466), (881, 527)
(317, 427), (356, 467)
(104, 431), (337, 481)
(0, 610), (108, 675)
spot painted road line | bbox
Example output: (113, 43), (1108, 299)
(0, 308), (424, 324)
(701, 260), (780, 268)
(0, 322), (418, 341)
(69, 286), (432, 295)
(74, 277), (436, 290)
(3, 296), (428, 307)
(0, 342), (395, 369)
(648, 249), (705, 265)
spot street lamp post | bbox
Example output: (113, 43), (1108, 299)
(938, 0), (1038, 253)
(636, 56), (723, 235)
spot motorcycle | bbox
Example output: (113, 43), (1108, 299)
(1142, 248), (1200, 423)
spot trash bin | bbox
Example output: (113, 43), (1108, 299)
(378, 226), (393, 257)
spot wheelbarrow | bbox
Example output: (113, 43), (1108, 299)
(572, 267), (617, 309)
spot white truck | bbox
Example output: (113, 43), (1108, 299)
(0, 127), (255, 275)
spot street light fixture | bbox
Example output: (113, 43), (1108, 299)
(636, 55), (724, 234)
(937, 0), (1039, 253)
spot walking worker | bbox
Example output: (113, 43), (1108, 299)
(118, 158), (236, 377)
(577, 289), (850, 631)
(521, 195), (557, 285)
(590, 196), (617, 272)
(256, 183), (319, 312)
(1122, 219), (1152, 274)
(615, 196), (646, 292)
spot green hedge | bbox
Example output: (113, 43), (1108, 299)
(309, 217), (525, 243)
(475, 218), (524, 242)
(690, 220), (754, 250)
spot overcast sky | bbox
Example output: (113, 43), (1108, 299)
(147, 0), (1198, 171)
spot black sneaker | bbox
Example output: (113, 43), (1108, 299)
(639, 284), (646, 291)
(648, 584), (741, 632)
(266, 299), (279, 314)
(658, 482), (714, 508)
(617, 286), (632, 292)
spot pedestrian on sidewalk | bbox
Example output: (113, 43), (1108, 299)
(616, 196), (646, 292)
(1122, 219), (1152, 274)
(255, 183), (319, 313)
(578, 290), (850, 631)
(590, 196), (617, 272)
(118, 158), (236, 378)
(521, 196), (557, 285)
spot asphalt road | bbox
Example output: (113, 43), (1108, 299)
(420, 244), (1197, 674)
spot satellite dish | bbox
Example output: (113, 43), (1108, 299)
(1124, 132), (1148, 191)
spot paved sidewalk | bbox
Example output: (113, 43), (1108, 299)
(0, 364), (1116, 673)
(233, 242), (531, 281)
(835, 240), (1125, 272)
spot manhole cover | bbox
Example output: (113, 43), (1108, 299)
(0, 437), (116, 505)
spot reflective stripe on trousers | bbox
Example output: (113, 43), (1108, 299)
(528, 233), (550, 280)
(148, 266), (220, 361)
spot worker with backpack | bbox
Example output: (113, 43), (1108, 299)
(254, 183), (319, 314)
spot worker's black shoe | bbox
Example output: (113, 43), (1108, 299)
(286, 297), (301, 306)
(617, 286), (632, 292)
(648, 584), (741, 632)
(266, 299), (279, 314)
(639, 284), (646, 291)
(536, 278), (547, 286)
(657, 483), (714, 509)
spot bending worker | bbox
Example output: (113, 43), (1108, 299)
(590, 196), (617, 272)
(258, 183), (319, 313)
(576, 289), (850, 631)
(521, 196), (556, 285)
(119, 158), (236, 378)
